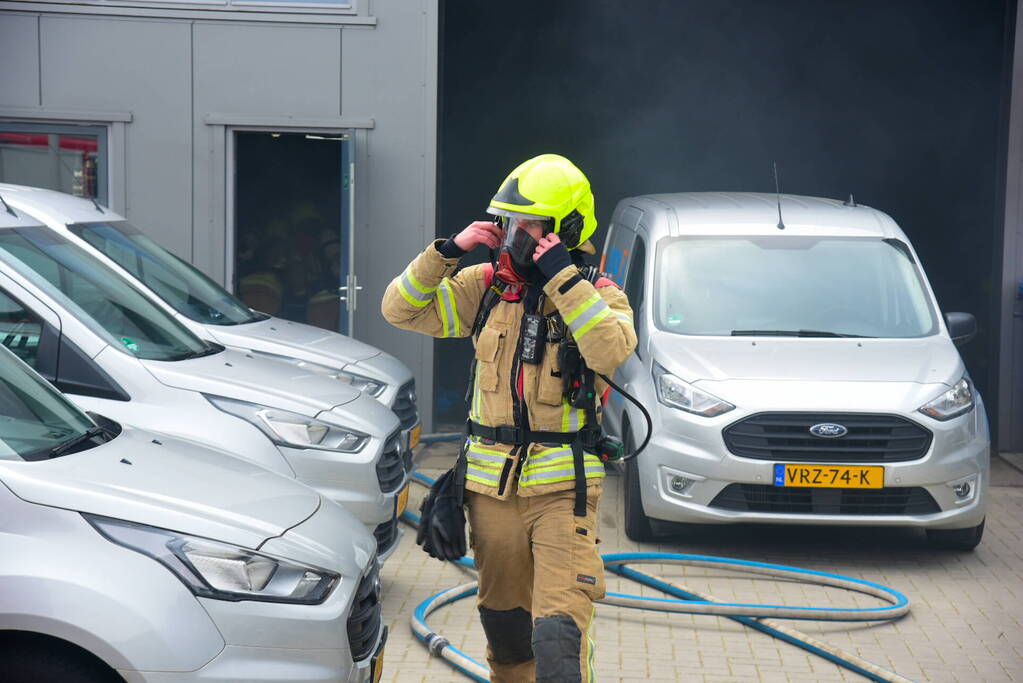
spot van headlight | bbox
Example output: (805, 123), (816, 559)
(206, 395), (369, 452)
(918, 376), (975, 421)
(85, 515), (339, 604)
(653, 362), (735, 417)
(335, 371), (386, 398)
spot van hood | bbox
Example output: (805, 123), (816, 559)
(0, 428), (320, 549)
(141, 347), (362, 416)
(206, 317), (380, 365)
(649, 332), (962, 385)
(350, 349), (414, 388)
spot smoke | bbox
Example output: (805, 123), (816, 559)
(436, 0), (1010, 427)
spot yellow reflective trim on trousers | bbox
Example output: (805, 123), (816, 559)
(572, 305), (612, 340)
(563, 292), (602, 325)
(397, 280), (432, 308)
(585, 606), (596, 682)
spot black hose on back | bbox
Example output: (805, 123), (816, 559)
(598, 373), (653, 462)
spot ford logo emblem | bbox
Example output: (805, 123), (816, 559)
(809, 423), (848, 438)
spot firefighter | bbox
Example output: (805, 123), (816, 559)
(382, 154), (636, 682)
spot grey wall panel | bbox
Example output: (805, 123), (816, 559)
(193, 23), (341, 117)
(191, 22), (343, 282)
(39, 16), (192, 258)
(342, 0), (437, 429)
(0, 14), (40, 107)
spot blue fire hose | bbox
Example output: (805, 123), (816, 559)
(403, 471), (915, 682)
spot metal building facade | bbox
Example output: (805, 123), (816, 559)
(0, 0), (440, 428)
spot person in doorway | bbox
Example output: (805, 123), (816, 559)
(382, 154), (636, 681)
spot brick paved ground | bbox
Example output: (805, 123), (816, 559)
(379, 444), (1023, 682)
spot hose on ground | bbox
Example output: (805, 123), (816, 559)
(402, 471), (914, 683)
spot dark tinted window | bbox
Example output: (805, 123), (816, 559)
(624, 237), (646, 338)
(0, 289), (43, 368)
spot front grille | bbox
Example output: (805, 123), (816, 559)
(392, 380), (419, 430)
(374, 515), (400, 555)
(709, 484), (940, 515)
(722, 413), (932, 463)
(347, 560), (382, 662)
(376, 431), (405, 493)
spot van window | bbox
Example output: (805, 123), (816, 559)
(70, 222), (264, 326)
(0, 347), (97, 462)
(602, 224), (634, 286)
(0, 290), (43, 368)
(0, 227), (216, 361)
(624, 237), (646, 338)
(655, 237), (937, 338)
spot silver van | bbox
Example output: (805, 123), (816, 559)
(0, 343), (385, 682)
(600, 192), (990, 550)
(0, 184), (420, 453)
(0, 203), (407, 557)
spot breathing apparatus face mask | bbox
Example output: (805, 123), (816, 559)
(495, 214), (555, 281)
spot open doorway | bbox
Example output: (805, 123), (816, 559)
(232, 131), (351, 333)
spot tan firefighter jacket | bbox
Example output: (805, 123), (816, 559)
(382, 240), (637, 500)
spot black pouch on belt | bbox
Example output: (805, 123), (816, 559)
(416, 451), (468, 561)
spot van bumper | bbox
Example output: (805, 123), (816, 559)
(637, 415), (990, 531)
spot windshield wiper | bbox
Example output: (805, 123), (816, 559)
(48, 426), (107, 459)
(730, 329), (868, 338)
(169, 343), (225, 361)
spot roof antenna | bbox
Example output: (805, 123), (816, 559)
(0, 194), (16, 218)
(773, 162), (785, 230)
(90, 196), (105, 214)
(843, 193), (857, 207)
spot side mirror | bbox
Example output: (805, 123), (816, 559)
(944, 312), (977, 347)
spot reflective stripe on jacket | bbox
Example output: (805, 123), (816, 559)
(382, 240), (637, 499)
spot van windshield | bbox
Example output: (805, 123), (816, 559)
(0, 226), (216, 361)
(69, 221), (265, 326)
(655, 237), (937, 338)
(0, 347), (99, 461)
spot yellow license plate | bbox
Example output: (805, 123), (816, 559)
(396, 484), (410, 517)
(371, 646), (385, 683)
(409, 424), (422, 449)
(775, 464), (883, 489)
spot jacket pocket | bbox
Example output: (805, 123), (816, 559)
(536, 342), (563, 406)
(474, 326), (504, 391)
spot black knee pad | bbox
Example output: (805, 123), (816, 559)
(532, 615), (582, 682)
(478, 606), (534, 664)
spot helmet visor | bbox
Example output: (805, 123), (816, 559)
(499, 215), (554, 268)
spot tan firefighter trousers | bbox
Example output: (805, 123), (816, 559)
(466, 486), (605, 682)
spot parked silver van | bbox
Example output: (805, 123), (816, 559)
(0, 203), (407, 557)
(600, 192), (990, 550)
(0, 184), (420, 453)
(0, 343), (385, 682)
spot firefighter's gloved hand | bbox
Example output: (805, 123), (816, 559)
(533, 234), (572, 282)
(416, 468), (467, 561)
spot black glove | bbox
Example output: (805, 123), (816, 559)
(534, 240), (573, 282)
(416, 467), (467, 561)
(436, 233), (468, 259)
